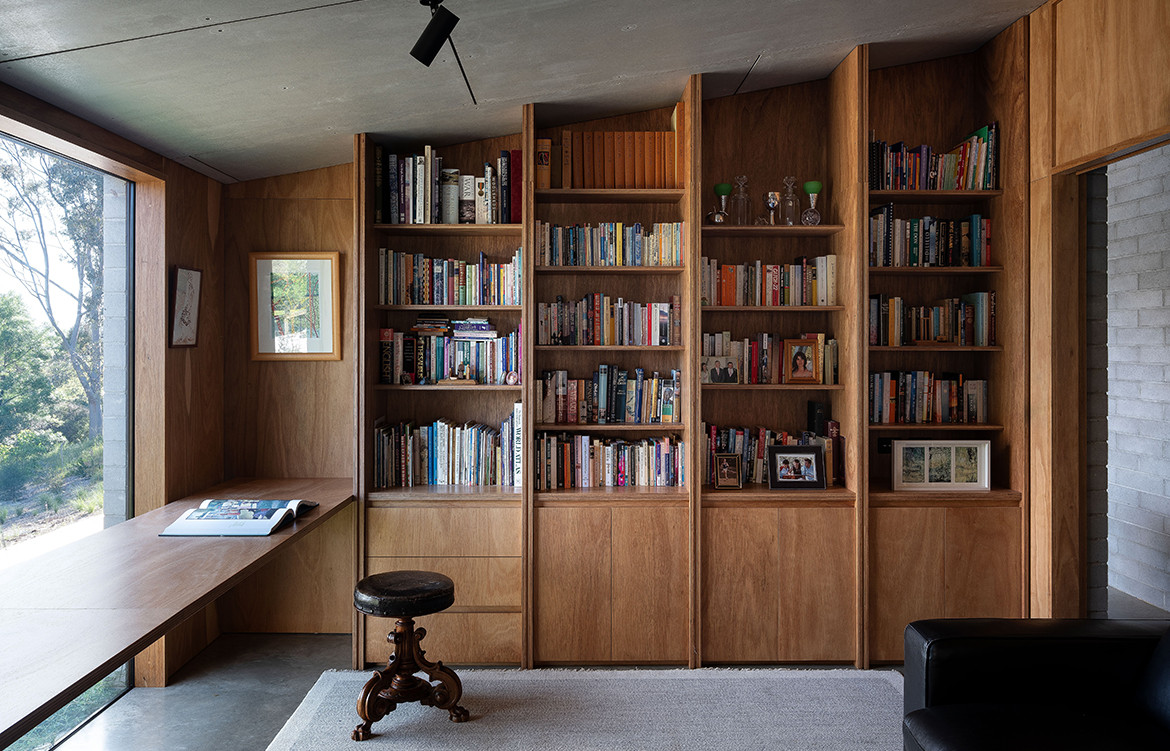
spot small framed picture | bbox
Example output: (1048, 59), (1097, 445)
(892, 440), (990, 491)
(713, 453), (743, 489)
(169, 266), (202, 347)
(783, 339), (820, 384)
(766, 445), (827, 489)
(250, 251), (341, 360)
(701, 355), (740, 384)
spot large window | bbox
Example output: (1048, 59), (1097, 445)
(0, 131), (132, 748)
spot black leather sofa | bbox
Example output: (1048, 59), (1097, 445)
(903, 618), (1170, 750)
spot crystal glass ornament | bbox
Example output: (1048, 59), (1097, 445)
(801, 180), (823, 226)
(730, 175), (751, 226)
(707, 182), (731, 224)
(763, 191), (780, 225)
(780, 176), (799, 225)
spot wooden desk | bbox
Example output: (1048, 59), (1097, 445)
(0, 477), (354, 749)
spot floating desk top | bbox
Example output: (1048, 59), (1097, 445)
(0, 476), (354, 749)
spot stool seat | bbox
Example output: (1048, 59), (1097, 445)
(354, 570), (455, 618)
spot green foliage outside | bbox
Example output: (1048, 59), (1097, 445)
(8, 666), (129, 751)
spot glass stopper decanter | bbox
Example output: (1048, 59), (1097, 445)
(780, 176), (799, 226)
(707, 182), (731, 224)
(730, 175), (752, 226)
(801, 180), (823, 226)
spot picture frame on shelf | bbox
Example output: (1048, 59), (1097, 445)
(701, 356), (740, 384)
(249, 251), (341, 361)
(783, 339), (820, 384)
(892, 439), (990, 491)
(713, 453), (742, 489)
(766, 445), (826, 489)
(168, 266), (202, 348)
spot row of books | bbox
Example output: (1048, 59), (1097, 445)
(702, 421), (843, 487)
(869, 371), (989, 425)
(869, 206), (992, 267)
(377, 248), (523, 306)
(701, 331), (839, 386)
(534, 433), (685, 489)
(536, 294), (681, 346)
(378, 321), (520, 385)
(868, 122), (999, 191)
(538, 106), (685, 191)
(372, 405), (523, 489)
(700, 254), (838, 307)
(374, 145), (521, 225)
(536, 367), (681, 425)
(868, 292), (996, 347)
(535, 220), (684, 267)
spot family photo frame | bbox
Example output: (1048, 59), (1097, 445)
(250, 251), (341, 361)
(892, 439), (991, 491)
(766, 445), (826, 489)
(782, 339), (820, 384)
(713, 453), (743, 489)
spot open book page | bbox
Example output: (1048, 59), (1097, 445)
(160, 498), (318, 537)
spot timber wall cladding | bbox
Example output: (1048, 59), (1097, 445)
(222, 164), (356, 478)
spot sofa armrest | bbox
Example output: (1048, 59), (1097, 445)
(904, 618), (1168, 715)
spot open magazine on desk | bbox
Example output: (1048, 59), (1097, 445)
(159, 498), (319, 537)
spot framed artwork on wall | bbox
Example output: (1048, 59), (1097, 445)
(249, 251), (341, 361)
(892, 440), (991, 491)
(169, 266), (202, 347)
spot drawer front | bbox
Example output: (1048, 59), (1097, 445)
(364, 611), (521, 665)
(366, 556), (521, 608)
(367, 507), (521, 557)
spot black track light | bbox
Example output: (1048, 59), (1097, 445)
(410, 3), (458, 67)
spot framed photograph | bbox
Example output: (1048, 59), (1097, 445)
(701, 355), (740, 384)
(782, 339), (820, 384)
(250, 251), (341, 361)
(892, 440), (990, 491)
(766, 445), (827, 489)
(713, 453), (743, 489)
(169, 266), (202, 347)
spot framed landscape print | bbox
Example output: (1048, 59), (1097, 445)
(892, 440), (990, 491)
(766, 445), (826, 489)
(250, 251), (341, 360)
(169, 266), (202, 347)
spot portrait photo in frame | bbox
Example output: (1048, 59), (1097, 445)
(782, 339), (820, 384)
(169, 266), (202, 347)
(250, 251), (341, 361)
(892, 439), (990, 491)
(766, 444), (827, 489)
(713, 453), (743, 489)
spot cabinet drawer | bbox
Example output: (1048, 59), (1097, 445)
(367, 507), (521, 557)
(364, 611), (521, 666)
(366, 556), (521, 608)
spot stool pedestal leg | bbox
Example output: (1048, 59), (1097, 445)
(352, 616), (469, 741)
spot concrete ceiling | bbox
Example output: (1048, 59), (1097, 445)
(0, 0), (1044, 183)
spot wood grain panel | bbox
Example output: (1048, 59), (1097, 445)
(611, 507), (688, 663)
(366, 507), (521, 557)
(869, 507), (944, 662)
(534, 507), (611, 663)
(364, 612), (521, 666)
(944, 506), (1022, 618)
(700, 508), (780, 663)
(217, 503), (356, 633)
(777, 507), (855, 661)
(224, 163), (352, 201)
(366, 556), (521, 608)
(1053, 0), (1170, 170)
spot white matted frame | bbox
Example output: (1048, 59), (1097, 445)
(250, 251), (341, 361)
(892, 439), (990, 491)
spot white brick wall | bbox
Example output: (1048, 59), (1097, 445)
(1106, 142), (1170, 612)
(102, 175), (131, 527)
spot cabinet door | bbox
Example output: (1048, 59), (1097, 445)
(701, 508), (780, 662)
(944, 507), (1022, 618)
(869, 507), (945, 662)
(534, 507), (611, 662)
(778, 507), (856, 661)
(611, 507), (689, 663)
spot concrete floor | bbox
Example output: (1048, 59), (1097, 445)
(55, 633), (350, 751)
(50, 588), (1170, 751)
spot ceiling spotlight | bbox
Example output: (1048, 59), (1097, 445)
(410, 1), (459, 67)
(408, 0), (477, 106)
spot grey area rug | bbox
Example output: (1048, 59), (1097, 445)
(267, 667), (904, 750)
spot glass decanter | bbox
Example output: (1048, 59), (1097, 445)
(801, 180), (823, 226)
(780, 176), (799, 226)
(730, 175), (752, 226)
(707, 182), (731, 224)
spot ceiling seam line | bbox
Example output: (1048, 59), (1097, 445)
(732, 53), (763, 96)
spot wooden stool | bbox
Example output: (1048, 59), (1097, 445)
(351, 570), (469, 741)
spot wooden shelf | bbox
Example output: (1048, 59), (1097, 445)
(367, 485), (524, 503)
(534, 486), (689, 506)
(701, 224), (845, 237)
(373, 304), (523, 312)
(535, 345), (685, 351)
(869, 345), (1002, 352)
(868, 481), (1022, 507)
(702, 485), (856, 506)
(702, 305), (845, 312)
(535, 422), (683, 433)
(868, 266), (1003, 275)
(536, 188), (685, 204)
(702, 383), (845, 391)
(373, 384), (522, 392)
(869, 189), (1003, 204)
(372, 222), (522, 236)
(868, 423), (1005, 431)
(536, 265), (685, 274)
